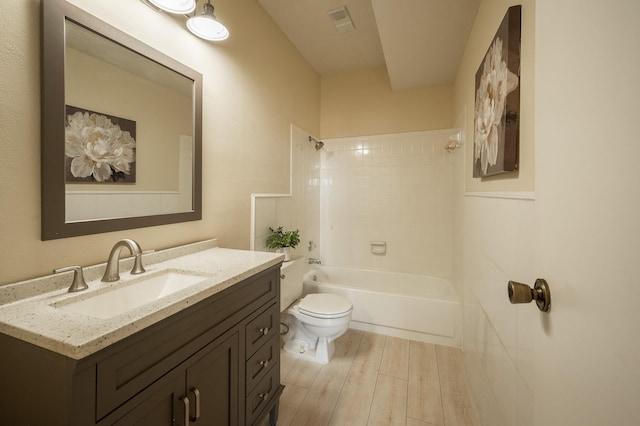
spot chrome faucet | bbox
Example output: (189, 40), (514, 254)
(101, 239), (146, 282)
(308, 257), (322, 265)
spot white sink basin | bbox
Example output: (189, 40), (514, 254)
(55, 270), (208, 319)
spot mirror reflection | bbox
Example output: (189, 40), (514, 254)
(41, 0), (202, 240)
(64, 20), (194, 222)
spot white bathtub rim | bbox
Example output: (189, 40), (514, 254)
(305, 280), (460, 305)
(304, 266), (459, 303)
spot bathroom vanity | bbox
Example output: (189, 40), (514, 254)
(0, 240), (283, 425)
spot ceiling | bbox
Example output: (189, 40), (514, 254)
(257, 0), (480, 92)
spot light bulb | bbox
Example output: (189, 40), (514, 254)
(148, 0), (196, 14)
(187, 2), (229, 41)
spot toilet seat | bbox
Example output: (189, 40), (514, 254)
(298, 293), (352, 319)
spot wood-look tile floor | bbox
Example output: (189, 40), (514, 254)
(274, 329), (481, 426)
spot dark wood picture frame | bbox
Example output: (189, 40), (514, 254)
(473, 5), (521, 178)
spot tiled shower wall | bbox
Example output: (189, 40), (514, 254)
(320, 130), (455, 279)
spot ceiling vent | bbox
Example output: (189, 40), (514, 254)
(328, 6), (355, 33)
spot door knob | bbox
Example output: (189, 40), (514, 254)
(508, 279), (551, 312)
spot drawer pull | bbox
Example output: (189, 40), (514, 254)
(259, 392), (269, 401)
(259, 359), (270, 369)
(189, 387), (201, 421)
(259, 327), (270, 335)
(180, 395), (190, 426)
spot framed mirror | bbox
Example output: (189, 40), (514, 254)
(41, 0), (202, 240)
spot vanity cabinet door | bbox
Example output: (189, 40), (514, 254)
(107, 371), (185, 426)
(185, 330), (241, 425)
(105, 330), (241, 426)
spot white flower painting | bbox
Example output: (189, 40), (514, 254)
(64, 107), (136, 183)
(473, 5), (521, 178)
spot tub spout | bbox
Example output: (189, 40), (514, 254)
(308, 257), (322, 265)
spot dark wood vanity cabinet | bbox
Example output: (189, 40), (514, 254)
(244, 303), (281, 425)
(107, 329), (240, 426)
(0, 264), (283, 426)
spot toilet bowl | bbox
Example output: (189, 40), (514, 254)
(282, 293), (352, 364)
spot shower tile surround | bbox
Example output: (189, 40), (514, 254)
(320, 130), (455, 278)
(253, 128), (456, 281)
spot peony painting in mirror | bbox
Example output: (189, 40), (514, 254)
(64, 105), (137, 183)
(473, 5), (521, 178)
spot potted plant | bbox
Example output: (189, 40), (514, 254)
(266, 226), (300, 261)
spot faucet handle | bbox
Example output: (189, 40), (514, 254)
(131, 249), (154, 275)
(131, 253), (146, 275)
(54, 266), (89, 293)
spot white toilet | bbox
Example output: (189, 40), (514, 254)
(280, 259), (352, 364)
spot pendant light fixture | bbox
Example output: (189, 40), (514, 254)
(187, 1), (229, 41)
(147, 0), (196, 14)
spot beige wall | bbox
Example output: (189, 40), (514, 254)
(453, 0), (535, 192)
(321, 67), (453, 138)
(0, 0), (319, 285)
(66, 47), (191, 192)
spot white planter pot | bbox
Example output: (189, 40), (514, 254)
(282, 247), (291, 261)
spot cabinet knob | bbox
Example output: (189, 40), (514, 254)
(259, 327), (270, 335)
(259, 392), (269, 401)
(259, 359), (270, 369)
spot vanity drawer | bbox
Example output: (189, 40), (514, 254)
(246, 302), (279, 359)
(246, 334), (279, 394)
(246, 362), (281, 426)
(95, 267), (279, 421)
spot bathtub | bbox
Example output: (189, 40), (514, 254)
(303, 266), (462, 347)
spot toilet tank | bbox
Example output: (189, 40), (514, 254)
(280, 257), (304, 312)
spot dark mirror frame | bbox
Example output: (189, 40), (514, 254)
(41, 0), (203, 240)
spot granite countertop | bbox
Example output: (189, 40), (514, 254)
(0, 239), (283, 360)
